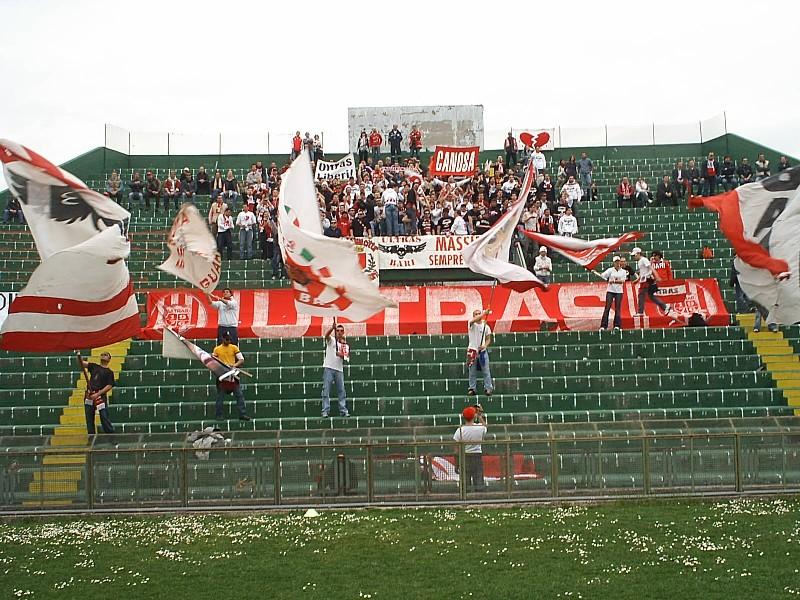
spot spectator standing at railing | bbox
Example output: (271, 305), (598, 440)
(409, 125), (422, 158)
(236, 204), (257, 260)
(778, 156), (791, 171)
(686, 159), (701, 196)
(737, 157), (755, 186)
(303, 132), (314, 161)
(196, 166), (210, 196)
(720, 156), (738, 191)
(369, 128), (383, 160)
(128, 171), (145, 209)
(577, 152), (593, 200)
(106, 170), (122, 204)
(504, 132), (518, 167)
(357, 130), (369, 164)
(453, 404), (487, 493)
(181, 172), (196, 205)
(313, 135), (323, 162)
(755, 153), (771, 180)
(388, 125), (403, 159)
(291, 131), (303, 160)
(701, 152), (720, 196)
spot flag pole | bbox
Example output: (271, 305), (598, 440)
(479, 279), (497, 350)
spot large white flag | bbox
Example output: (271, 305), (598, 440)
(162, 327), (249, 381)
(0, 140), (139, 352)
(689, 167), (800, 323)
(278, 153), (395, 321)
(462, 161), (545, 291)
(519, 231), (645, 270)
(158, 203), (222, 293)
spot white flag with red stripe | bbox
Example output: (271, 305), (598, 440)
(158, 203), (222, 293)
(520, 230), (645, 270)
(462, 161), (545, 291)
(0, 139), (139, 352)
(689, 167), (800, 323)
(278, 152), (395, 321)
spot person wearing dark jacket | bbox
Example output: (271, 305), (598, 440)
(737, 157), (755, 185)
(196, 166), (211, 195)
(656, 175), (677, 206)
(686, 159), (701, 196)
(700, 152), (720, 196)
(388, 125), (403, 159)
(720, 156), (737, 191)
(671, 161), (687, 199)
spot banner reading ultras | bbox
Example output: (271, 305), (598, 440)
(428, 146), (480, 177)
(358, 235), (479, 269)
(142, 279), (728, 339)
(315, 154), (356, 181)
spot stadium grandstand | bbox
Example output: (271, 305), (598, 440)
(1, 124), (799, 511)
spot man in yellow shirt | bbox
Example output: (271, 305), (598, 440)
(212, 333), (250, 421)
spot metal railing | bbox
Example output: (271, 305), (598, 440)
(2, 419), (799, 513)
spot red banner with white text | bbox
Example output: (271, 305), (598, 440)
(142, 279), (728, 339)
(427, 146), (480, 177)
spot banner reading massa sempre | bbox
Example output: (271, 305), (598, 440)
(314, 154), (357, 181)
(142, 279), (728, 339)
(357, 235), (480, 270)
(428, 146), (480, 177)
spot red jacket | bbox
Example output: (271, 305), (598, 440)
(368, 132), (383, 148)
(409, 129), (422, 149)
(292, 135), (302, 152)
(652, 259), (673, 281)
(617, 182), (633, 198)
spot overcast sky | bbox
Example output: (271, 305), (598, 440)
(1, 0), (798, 180)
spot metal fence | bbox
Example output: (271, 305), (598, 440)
(2, 419), (799, 513)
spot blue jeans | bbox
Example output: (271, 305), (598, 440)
(385, 204), (400, 236)
(215, 383), (247, 419)
(239, 228), (253, 259)
(580, 173), (592, 197)
(637, 281), (667, 314)
(85, 403), (114, 434)
(2, 208), (24, 224)
(468, 351), (493, 393)
(371, 147), (380, 160)
(223, 191), (238, 212)
(601, 291), (623, 329)
(216, 325), (238, 345)
(321, 368), (348, 416)
(128, 192), (144, 209)
(271, 249), (285, 278)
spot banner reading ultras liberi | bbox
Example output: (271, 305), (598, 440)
(314, 154), (357, 181)
(428, 146), (480, 177)
(142, 279), (729, 339)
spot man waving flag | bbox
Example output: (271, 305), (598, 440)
(0, 140), (139, 351)
(278, 152), (395, 321)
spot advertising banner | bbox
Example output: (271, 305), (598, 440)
(142, 279), (729, 339)
(427, 146), (480, 177)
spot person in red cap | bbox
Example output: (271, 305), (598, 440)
(453, 404), (487, 492)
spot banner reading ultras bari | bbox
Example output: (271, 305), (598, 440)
(427, 146), (480, 177)
(359, 235), (480, 269)
(315, 154), (357, 181)
(141, 279), (729, 339)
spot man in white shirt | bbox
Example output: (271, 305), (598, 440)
(467, 308), (494, 396)
(208, 197), (227, 237)
(453, 404), (488, 492)
(321, 322), (350, 418)
(557, 207), (578, 237)
(451, 209), (469, 235)
(216, 207), (234, 260)
(631, 247), (671, 316)
(594, 255), (628, 331)
(381, 183), (400, 236)
(531, 146), (547, 183)
(560, 175), (582, 210)
(534, 246), (553, 284)
(206, 287), (239, 344)
(236, 205), (257, 260)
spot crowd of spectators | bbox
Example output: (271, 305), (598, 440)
(83, 128), (793, 280)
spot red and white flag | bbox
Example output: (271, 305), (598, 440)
(162, 327), (247, 383)
(278, 152), (395, 321)
(0, 139), (139, 352)
(689, 167), (800, 323)
(520, 230), (645, 270)
(158, 203), (222, 293)
(462, 161), (545, 291)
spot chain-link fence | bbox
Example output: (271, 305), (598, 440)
(3, 418), (799, 512)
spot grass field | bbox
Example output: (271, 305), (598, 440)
(1, 498), (798, 599)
